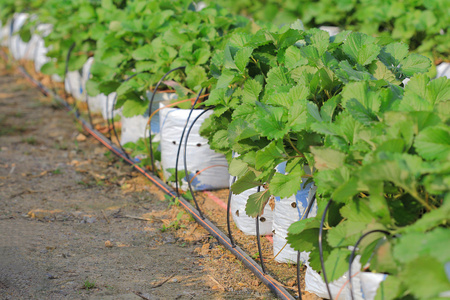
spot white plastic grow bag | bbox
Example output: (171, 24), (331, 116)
(230, 184), (274, 236)
(33, 23), (52, 72)
(65, 70), (83, 101)
(305, 256), (387, 300)
(272, 162), (317, 263)
(9, 13), (29, 60)
(0, 20), (11, 47)
(120, 92), (177, 146)
(159, 102), (229, 191)
(437, 62), (450, 79)
(319, 26), (340, 37)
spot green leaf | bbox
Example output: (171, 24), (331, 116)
(270, 172), (302, 198)
(185, 66), (207, 91)
(242, 79), (262, 102)
(193, 47), (211, 65)
(323, 248), (351, 282)
(378, 42), (409, 67)
(369, 61), (398, 84)
(288, 99), (308, 131)
(266, 66), (293, 87)
(229, 158), (248, 177)
(231, 171), (259, 194)
(374, 276), (402, 300)
(245, 190), (271, 217)
(414, 126), (450, 160)
(307, 28), (330, 56)
(234, 46), (253, 73)
(121, 99), (148, 117)
(255, 141), (285, 170)
(254, 103), (289, 139)
(400, 54), (431, 76)
(310, 147), (346, 171)
(401, 255), (450, 299)
(216, 69), (237, 89)
(132, 44), (153, 60)
(211, 129), (229, 150)
(284, 45), (308, 70)
(342, 32), (380, 66)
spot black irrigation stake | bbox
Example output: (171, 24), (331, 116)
(319, 199), (333, 300)
(174, 88), (203, 198)
(109, 71), (146, 158)
(227, 176), (237, 247)
(348, 229), (390, 300)
(64, 42), (77, 105)
(297, 191), (317, 299)
(182, 107), (214, 219)
(255, 186), (267, 274)
(148, 66), (186, 173)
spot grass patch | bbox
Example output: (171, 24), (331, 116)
(22, 136), (38, 145)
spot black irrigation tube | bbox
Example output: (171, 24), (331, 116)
(296, 191), (317, 300)
(348, 230), (390, 300)
(14, 63), (295, 300)
(182, 107), (214, 220)
(255, 186), (267, 274)
(319, 199), (334, 300)
(227, 176), (237, 247)
(174, 88), (203, 199)
(148, 66), (186, 173)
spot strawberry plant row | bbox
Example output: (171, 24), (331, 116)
(1, 1), (449, 299)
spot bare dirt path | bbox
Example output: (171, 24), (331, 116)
(0, 62), (276, 299)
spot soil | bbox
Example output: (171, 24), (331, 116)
(0, 56), (320, 300)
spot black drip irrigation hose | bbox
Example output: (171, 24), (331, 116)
(174, 88), (203, 199)
(14, 64), (296, 300)
(64, 42), (77, 106)
(319, 199), (333, 300)
(255, 186), (267, 274)
(182, 107), (214, 220)
(227, 176), (237, 247)
(148, 66), (186, 173)
(348, 230), (390, 300)
(296, 191), (317, 300)
(108, 72), (147, 159)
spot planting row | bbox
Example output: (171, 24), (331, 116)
(1, 0), (449, 299)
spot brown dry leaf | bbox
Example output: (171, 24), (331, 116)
(268, 195), (275, 211)
(286, 278), (297, 287)
(28, 209), (63, 219)
(76, 133), (87, 142)
(105, 240), (113, 248)
(116, 242), (130, 247)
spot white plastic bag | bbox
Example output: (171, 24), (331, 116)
(0, 20), (11, 47)
(9, 13), (29, 60)
(319, 26), (340, 37)
(120, 92), (177, 145)
(230, 184), (274, 236)
(33, 23), (52, 72)
(65, 70), (83, 101)
(159, 102), (229, 191)
(305, 256), (387, 300)
(272, 162), (317, 263)
(437, 62), (450, 79)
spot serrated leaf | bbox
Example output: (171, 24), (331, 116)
(414, 126), (450, 160)
(242, 79), (262, 102)
(185, 65), (207, 91)
(245, 190), (271, 217)
(254, 103), (289, 139)
(284, 45), (308, 70)
(234, 46), (253, 73)
(310, 147), (346, 170)
(132, 44), (153, 60)
(307, 28), (330, 56)
(300, 45), (321, 67)
(270, 172), (302, 198)
(401, 255), (450, 299)
(400, 54), (431, 76)
(369, 61), (398, 83)
(288, 99), (308, 131)
(121, 99), (148, 117)
(216, 69), (237, 89)
(255, 141), (285, 170)
(231, 171), (259, 194)
(378, 42), (409, 67)
(266, 66), (292, 87)
(229, 158), (248, 177)
(342, 32), (380, 65)
(324, 248), (351, 282)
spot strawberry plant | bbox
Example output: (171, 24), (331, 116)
(287, 73), (450, 299)
(201, 24), (430, 217)
(210, 0), (450, 64)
